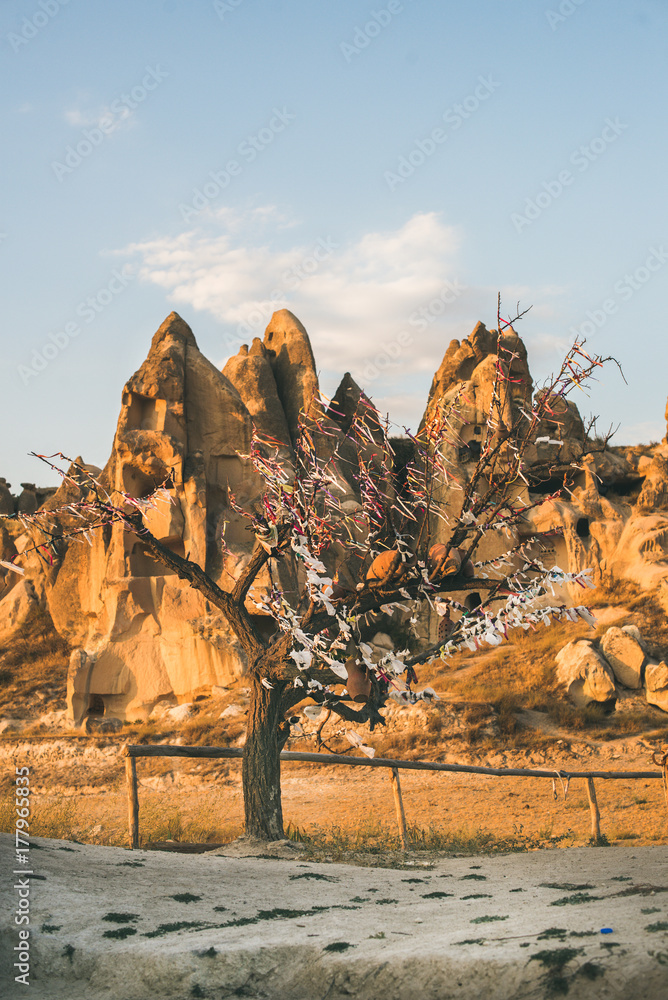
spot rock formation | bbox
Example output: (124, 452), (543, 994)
(4, 310), (668, 724)
(599, 626), (645, 689)
(0, 310), (383, 724)
(555, 640), (617, 709)
(645, 660), (668, 713)
(556, 624), (668, 714)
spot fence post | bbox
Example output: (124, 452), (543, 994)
(125, 753), (139, 849)
(586, 777), (601, 842)
(390, 767), (409, 850)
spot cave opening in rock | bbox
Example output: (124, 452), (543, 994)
(87, 694), (105, 717)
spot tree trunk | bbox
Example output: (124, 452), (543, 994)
(242, 677), (286, 840)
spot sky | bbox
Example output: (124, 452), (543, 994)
(2, 0), (667, 487)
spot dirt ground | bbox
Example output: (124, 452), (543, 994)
(2, 832), (667, 1000)
(2, 734), (667, 853)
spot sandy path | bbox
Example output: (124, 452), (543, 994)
(1, 833), (667, 999)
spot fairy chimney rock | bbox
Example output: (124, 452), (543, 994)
(422, 321), (532, 434)
(223, 337), (292, 449)
(262, 309), (320, 442)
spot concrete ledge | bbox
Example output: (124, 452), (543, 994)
(1, 834), (667, 999)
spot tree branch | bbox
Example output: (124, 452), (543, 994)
(127, 512), (263, 658)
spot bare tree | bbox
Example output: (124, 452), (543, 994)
(4, 304), (615, 840)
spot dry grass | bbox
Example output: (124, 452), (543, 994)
(373, 722), (447, 761)
(285, 818), (569, 859)
(415, 584), (668, 743)
(0, 606), (69, 719)
(0, 787), (243, 849)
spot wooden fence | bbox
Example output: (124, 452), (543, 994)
(122, 744), (668, 851)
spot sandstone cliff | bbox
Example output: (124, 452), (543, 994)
(3, 311), (668, 724)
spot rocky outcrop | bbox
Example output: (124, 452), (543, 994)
(645, 660), (668, 713)
(637, 456), (668, 511)
(556, 624), (668, 713)
(0, 479), (13, 516)
(42, 312), (266, 723)
(532, 391), (585, 468)
(7, 310), (668, 726)
(8, 309), (380, 725)
(223, 338), (292, 451)
(422, 322), (532, 455)
(262, 309), (320, 442)
(555, 640), (617, 709)
(599, 626), (646, 689)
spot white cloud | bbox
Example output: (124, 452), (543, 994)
(120, 207), (563, 428)
(64, 104), (133, 134)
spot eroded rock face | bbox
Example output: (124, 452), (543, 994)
(47, 312), (265, 722)
(532, 391), (585, 467)
(39, 309), (380, 724)
(8, 310), (668, 725)
(262, 309), (319, 442)
(599, 626), (646, 689)
(645, 660), (668, 713)
(223, 338), (292, 451)
(555, 640), (617, 708)
(637, 456), (668, 511)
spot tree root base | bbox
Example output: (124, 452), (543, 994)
(205, 836), (307, 859)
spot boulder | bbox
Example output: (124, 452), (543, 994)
(149, 700), (176, 720)
(599, 626), (646, 689)
(645, 661), (668, 713)
(370, 632), (394, 658)
(166, 703), (194, 723)
(658, 578), (668, 616)
(17, 484), (38, 515)
(0, 578), (38, 639)
(220, 703), (244, 719)
(555, 640), (617, 708)
(211, 685), (230, 699)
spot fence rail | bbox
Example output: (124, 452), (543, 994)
(121, 743), (667, 851)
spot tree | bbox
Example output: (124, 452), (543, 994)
(5, 303), (614, 841)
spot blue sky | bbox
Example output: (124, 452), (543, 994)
(2, 0), (667, 486)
